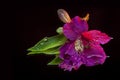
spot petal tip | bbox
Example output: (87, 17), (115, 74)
(110, 37), (113, 39)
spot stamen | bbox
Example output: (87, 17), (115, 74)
(74, 39), (84, 52)
(82, 13), (89, 21)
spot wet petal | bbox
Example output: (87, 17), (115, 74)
(82, 44), (107, 66)
(59, 53), (83, 71)
(59, 41), (76, 59)
(71, 54), (83, 70)
(59, 41), (83, 71)
(59, 61), (73, 71)
(59, 42), (71, 59)
(63, 16), (88, 40)
(82, 30), (112, 44)
(59, 41), (74, 59)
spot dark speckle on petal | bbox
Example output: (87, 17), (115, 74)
(63, 54), (70, 59)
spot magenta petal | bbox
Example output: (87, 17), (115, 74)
(82, 30), (112, 44)
(59, 41), (83, 71)
(63, 23), (78, 40)
(59, 61), (73, 71)
(83, 44), (107, 66)
(72, 16), (88, 33)
(59, 59), (82, 71)
(59, 54), (83, 71)
(59, 41), (74, 59)
(63, 16), (88, 40)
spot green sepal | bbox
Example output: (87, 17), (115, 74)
(47, 55), (62, 65)
(27, 34), (66, 52)
(27, 47), (60, 55)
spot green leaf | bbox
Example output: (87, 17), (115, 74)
(56, 27), (63, 34)
(47, 55), (62, 65)
(27, 47), (60, 55)
(27, 34), (66, 52)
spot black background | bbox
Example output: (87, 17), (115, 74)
(14, 0), (120, 80)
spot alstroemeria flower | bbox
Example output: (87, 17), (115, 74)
(57, 9), (112, 71)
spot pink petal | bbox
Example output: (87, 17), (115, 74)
(63, 16), (88, 40)
(59, 41), (75, 59)
(82, 44), (107, 66)
(59, 61), (73, 71)
(82, 30), (112, 44)
(59, 41), (83, 71)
